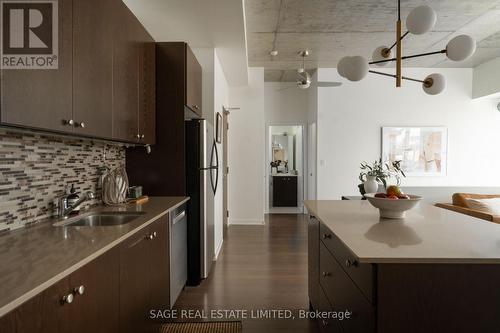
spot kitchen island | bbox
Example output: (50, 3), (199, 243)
(305, 200), (500, 333)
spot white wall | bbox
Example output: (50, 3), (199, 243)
(473, 57), (500, 99)
(228, 68), (265, 224)
(264, 83), (308, 124)
(307, 73), (318, 200)
(213, 50), (228, 258)
(316, 67), (500, 200)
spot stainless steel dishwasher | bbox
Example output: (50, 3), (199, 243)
(170, 204), (187, 308)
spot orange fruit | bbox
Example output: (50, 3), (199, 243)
(386, 185), (403, 197)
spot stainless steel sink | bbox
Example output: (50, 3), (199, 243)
(53, 212), (146, 227)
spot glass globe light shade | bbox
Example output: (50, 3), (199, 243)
(337, 56), (351, 78)
(422, 73), (446, 95)
(343, 56), (369, 82)
(372, 46), (391, 67)
(406, 5), (437, 35)
(446, 35), (476, 61)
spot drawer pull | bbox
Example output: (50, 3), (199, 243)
(345, 259), (357, 268)
(74, 285), (85, 295)
(62, 293), (74, 304)
(322, 234), (332, 239)
(322, 271), (331, 277)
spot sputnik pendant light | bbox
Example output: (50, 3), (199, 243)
(337, 0), (477, 95)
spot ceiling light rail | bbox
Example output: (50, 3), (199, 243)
(337, 0), (477, 95)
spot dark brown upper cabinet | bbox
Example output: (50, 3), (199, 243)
(112, 3), (155, 145)
(186, 46), (202, 117)
(72, 0), (114, 139)
(0, 0), (155, 144)
(138, 40), (156, 145)
(0, 0), (73, 133)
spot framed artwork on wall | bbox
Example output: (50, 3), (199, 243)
(382, 127), (448, 177)
(215, 112), (223, 143)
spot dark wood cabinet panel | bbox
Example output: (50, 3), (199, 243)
(112, 2), (140, 142)
(317, 286), (344, 333)
(185, 45), (202, 116)
(69, 247), (119, 333)
(127, 42), (187, 197)
(308, 216), (320, 311)
(138, 39), (156, 145)
(0, 0), (73, 133)
(149, 215), (170, 310)
(0, 310), (16, 332)
(319, 243), (374, 333)
(72, 0), (113, 138)
(273, 176), (298, 207)
(319, 223), (373, 303)
(119, 228), (152, 333)
(15, 277), (72, 333)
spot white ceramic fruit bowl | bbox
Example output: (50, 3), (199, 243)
(364, 194), (422, 219)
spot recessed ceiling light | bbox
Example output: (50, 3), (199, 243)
(270, 50), (278, 57)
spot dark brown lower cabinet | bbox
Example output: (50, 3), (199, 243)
(119, 228), (152, 333)
(149, 216), (170, 310)
(273, 176), (298, 207)
(308, 216), (320, 311)
(1, 247), (118, 333)
(70, 247), (119, 333)
(14, 276), (71, 333)
(119, 215), (170, 333)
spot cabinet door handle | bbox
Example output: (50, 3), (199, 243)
(140, 134), (145, 139)
(74, 285), (85, 295)
(193, 105), (199, 110)
(75, 122), (85, 128)
(152, 231), (157, 239)
(147, 233), (154, 240)
(63, 119), (74, 126)
(345, 259), (357, 268)
(322, 272), (331, 277)
(322, 234), (332, 239)
(62, 293), (74, 304)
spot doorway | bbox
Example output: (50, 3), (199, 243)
(266, 125), (305, 214)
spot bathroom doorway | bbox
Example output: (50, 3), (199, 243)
(266, 125), (305, 214)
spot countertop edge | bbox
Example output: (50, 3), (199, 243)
(304, 201), (500, 265)
(0, 197), (190, 318)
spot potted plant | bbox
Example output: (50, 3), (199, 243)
(358, 159), (405, 195)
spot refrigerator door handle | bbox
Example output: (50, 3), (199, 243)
(213, 140), (219, 194)
(209, 139), (219, 195)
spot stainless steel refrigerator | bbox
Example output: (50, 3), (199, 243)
(185, 119), (219, 285)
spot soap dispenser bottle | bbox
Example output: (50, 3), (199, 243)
(67, 184), (80, 214)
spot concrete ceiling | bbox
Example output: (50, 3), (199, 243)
(123, 0), (248, 86)
(244, 0), (500, 81)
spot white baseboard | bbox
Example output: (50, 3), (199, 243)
(214, 239), (223, 260)
(229, 218), (265, 225)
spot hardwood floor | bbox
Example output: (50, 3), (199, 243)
(174, 214), (319, 333)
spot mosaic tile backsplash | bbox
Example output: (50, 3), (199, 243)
(0, 129), (125, 232)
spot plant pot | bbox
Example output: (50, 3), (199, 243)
(364, 176), (379, 194)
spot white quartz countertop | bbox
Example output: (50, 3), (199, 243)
(305, 200), (500, 264)
(272, 173), (298, 177)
